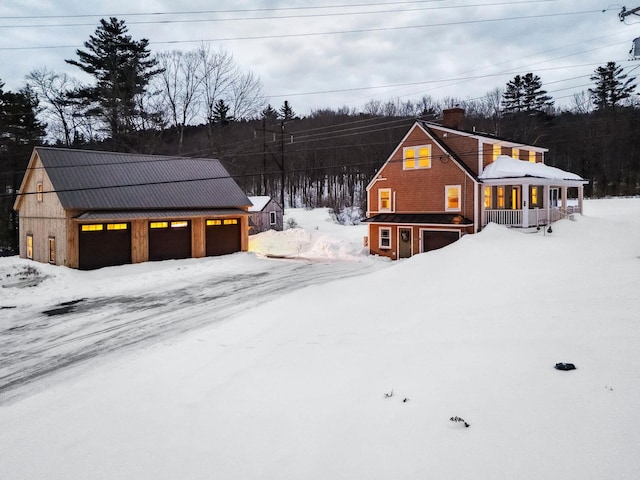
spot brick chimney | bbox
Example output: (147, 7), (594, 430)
(442, 107), (465, 130)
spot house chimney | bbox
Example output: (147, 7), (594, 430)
(442, 107), (465, 130)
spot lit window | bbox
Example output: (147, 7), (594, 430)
(512, 148), (519, 160)
(530, 186), (541, 207)
(26, 234), (33, 259)
(379, 188), (391, 211)
(403, 145), (431, 169)
(223, 219), (238, 225)
(107, 223), (128, 230)
(171, 221), (189, 228)
(36, 182), (43, 202)
(529, 151), (536, 163)
(269, 211), (276, 225)
(81, 224), (104, 232)
(206, 219), (222, 226)
(497, 186), (505, 209)
(150, 222), (168, 229)
(484, 186), (492, 209)
(379, 228), (391, 249)
(48, 237), (55, 264)
(445, 185), (461, 212)
(493, 144), (502, 160)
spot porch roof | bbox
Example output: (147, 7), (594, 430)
(363, 213), (473, 226)
(480, 155), (587, 183)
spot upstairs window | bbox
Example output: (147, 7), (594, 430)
(36, 182), (43, 202)
(529, 151), (536, 163)
(445, 185), (461, 212)
(512, 148), (519, 160)
(379, 188), (391, 211)
(403, 145), (431, 169)
(493, 144), (502, 160)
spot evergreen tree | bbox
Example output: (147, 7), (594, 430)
(65, 17), (162, 146)
(261, 104), (278, 121)
(589, 61), (637, 111)
(279, 100), (295, 121)
(502, 73), (553, 113)
(0, 81), (46, 253)
(212, 99), (233, 126)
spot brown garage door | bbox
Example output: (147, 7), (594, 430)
(422, 230), (459, 252)
(148, 220), (192, 261)
(206, 218), (241, 256)
(79, 223), (132, 270)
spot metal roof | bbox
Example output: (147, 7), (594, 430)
(74, 209), (251, 221)
(363, 213), (473, 225)
(34, 147), (251, 210)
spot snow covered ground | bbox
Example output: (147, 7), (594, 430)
(1, 200), (639, 479)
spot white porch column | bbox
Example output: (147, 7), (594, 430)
(578, 185), (584, 214)
(522, 183), (529, 228)
(561, 186), (568, 210)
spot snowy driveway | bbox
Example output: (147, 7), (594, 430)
(1, 255), (387, 403)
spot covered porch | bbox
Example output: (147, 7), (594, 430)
(479, 156), (588, 228)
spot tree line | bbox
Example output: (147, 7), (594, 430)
(1, 17), (639, 253)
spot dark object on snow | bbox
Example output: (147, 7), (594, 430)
(384, 390), (394, 398)
(450, 416), (470, 427)
(402, 398), (409, 403)
(555, 362), (576, 371)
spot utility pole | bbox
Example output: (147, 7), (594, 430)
(619, 5), (640, 21)
(254, 120), (292, 209)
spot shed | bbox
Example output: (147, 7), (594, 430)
(13, 147), (252, 269)
(248, 196), (283, 233)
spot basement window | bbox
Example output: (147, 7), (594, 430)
(150, 222), (168, 229)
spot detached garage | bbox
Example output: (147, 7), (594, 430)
(14, 147), (252, 270)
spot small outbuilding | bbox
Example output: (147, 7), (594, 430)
(14, 147), (252, 270)
(247, 196), (283, 233)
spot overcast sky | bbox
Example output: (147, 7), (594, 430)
(1, 0), (639, 116)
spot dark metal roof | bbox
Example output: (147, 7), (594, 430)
(34, 147), (251, 210)
(363, 213), (473, 225)
(75, 209), (251, 221)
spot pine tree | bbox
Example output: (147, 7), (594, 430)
(502, 73), (553, 114)
(279, 100), (295, 121)
(65, 17), (162, 144)
(212, 99), (233, 126)
(261, 104), (278, 121)
(589, 61), (637, 111)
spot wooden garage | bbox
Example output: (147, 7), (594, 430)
(14, 147), (253, 269)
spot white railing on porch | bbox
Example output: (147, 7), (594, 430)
(483, 209), (522, 226)
(484, 206), (582, 227)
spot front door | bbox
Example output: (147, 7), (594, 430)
(398, 227), (412, 258)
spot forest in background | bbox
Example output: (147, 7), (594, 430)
(1, 18), (639, 253)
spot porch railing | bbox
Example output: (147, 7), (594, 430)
(484, 206), (582, 227)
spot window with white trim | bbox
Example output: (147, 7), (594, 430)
(403, 145), (431, 169)
(445, 185), (461, 212)
(379, 228), (391, 249)
(48, 237), (56, 264)
(378, 188), (391, 211)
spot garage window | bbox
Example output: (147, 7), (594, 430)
(48, 237), (55, 264)
(223, 219), (238, 225)
(81, 224), (104, 232)
(150, 222), (168, 229)
(171, 221), (189, 228)
(26, 234), (33, 259)
(107, 223), (128, 230)
(207, 219), (222, 226)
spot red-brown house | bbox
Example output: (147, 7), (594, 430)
(364, 108), (587, 259)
